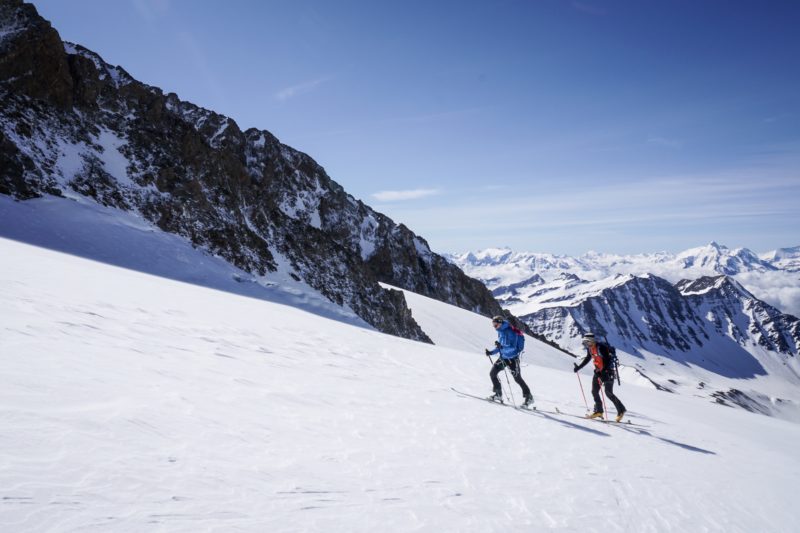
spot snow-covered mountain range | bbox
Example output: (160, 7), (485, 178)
(450, 241), (792, 288)
(448, 244), (800, 412)
(449, 242), (800, 316)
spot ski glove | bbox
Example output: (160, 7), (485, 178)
(573, 363), (579, 373)
(495, 341), (501, 348)
(485, 348), (492, 356)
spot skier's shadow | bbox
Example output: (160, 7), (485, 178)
(521, 410), (611, 437)
(612, 425), (716, 455)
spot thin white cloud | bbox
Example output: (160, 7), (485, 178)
(736, 271), (800, 317)
(275, 77), (331, 101)
(372, 188), (441, 202)
(376, 170), (800, 247)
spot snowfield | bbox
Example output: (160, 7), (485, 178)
(2, 236), (800, 532)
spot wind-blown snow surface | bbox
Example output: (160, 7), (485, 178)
(3, 238), (800, 532)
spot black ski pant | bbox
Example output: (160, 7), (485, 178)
(490, 357), (531, 398)
(591, 373), (625, 414)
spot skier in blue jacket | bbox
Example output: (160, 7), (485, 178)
(485, 315), (533, 407)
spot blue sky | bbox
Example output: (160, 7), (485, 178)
(34, 0), (800, 255)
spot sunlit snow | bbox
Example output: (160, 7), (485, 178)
(2, 230), (800, 531)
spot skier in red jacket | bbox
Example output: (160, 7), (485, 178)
(574, 332), (626, 421)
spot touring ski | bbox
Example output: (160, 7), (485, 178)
(453, 388), (649, 427)
(451, 388), (534, 410)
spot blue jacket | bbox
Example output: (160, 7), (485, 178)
(487, 321), (521, 360)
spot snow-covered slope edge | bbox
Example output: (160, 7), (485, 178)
(0, 0), (506, 342)
(394, 278), (800, 422)
(3, 237), (799, 531)
(0, 194), (367, 327)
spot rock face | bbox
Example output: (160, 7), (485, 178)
(677, 276), (800, 357)
(524, 274), (800, 380)
(0, 0), (72, 109)
(448, 244), (800, 376)
(0, 0), (508, 341)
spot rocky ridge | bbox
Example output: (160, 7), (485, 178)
(524, 273), (800, 382)
(0, 0), (509, 341)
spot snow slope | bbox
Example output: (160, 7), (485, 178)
(402, 276), (800, 420)
(3, 237), (800, 532)
(0, 194), (366, 328)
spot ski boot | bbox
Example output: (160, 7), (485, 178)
(615, 411), (626, 423)
(586, 411), (604, 420)
(488, 391), (503, 403)
(521, 395), (534, 409)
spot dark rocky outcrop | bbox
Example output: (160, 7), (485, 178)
(0, 0), (513, 341)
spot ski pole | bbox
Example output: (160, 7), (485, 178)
(501, 362), (517, 406)
(486, 354), (510, 403)
(598, 377), (609, 421)
(575, 371), (589, 411)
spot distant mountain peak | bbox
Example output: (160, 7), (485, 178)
(760, 246), (800, 273)
(453, 241), (788, 291)
(676, 275), (747, 297)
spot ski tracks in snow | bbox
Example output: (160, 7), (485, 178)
(3, 238), (800, 532)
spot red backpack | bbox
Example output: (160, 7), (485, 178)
(509, 325), (525, 354)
